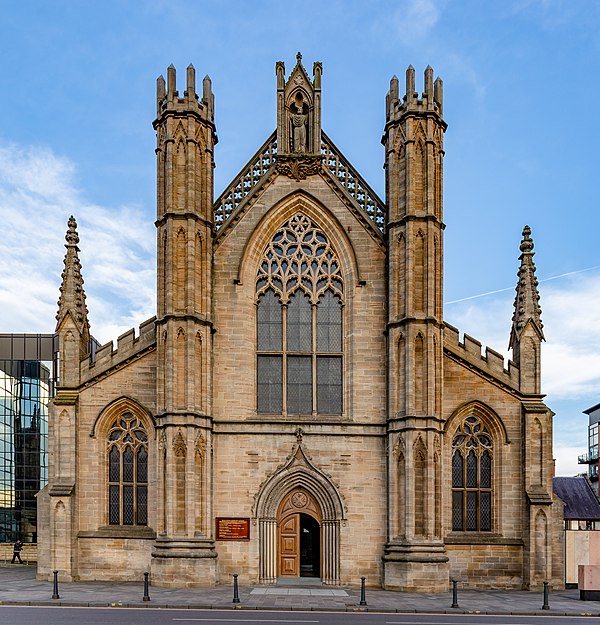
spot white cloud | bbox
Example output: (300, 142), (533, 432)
(0, 141), (155, 344)
(507, 0), (575, 28)
(554, 446), (587, 478)
(446, 270), (600, 475)
(446, 271), (600, 401)
(1, 139), (596, 475)
(382, 0), (443, 43)
(542, 275), (600, 398)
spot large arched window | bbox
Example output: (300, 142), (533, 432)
(107, 412), (148, 525)
(256, 213), (343, 415)
(451, 415), (492, 532)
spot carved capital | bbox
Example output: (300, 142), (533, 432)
(275, 154), (323, 180)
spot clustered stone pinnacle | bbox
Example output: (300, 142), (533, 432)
(55, 216), (90, 338)
(509, 225), (544, 349)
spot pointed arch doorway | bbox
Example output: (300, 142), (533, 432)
(253, 442), (345, 585)
(278, 489), (321, 578)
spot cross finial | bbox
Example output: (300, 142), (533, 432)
(295, 426), (304, 443)
(296, 52), (302, 63)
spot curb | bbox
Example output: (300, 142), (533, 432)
(0, 599), (599, 616)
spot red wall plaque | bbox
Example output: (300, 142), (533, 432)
(216, 517), (250, 540)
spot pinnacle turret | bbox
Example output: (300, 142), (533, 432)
(56, 216), (90, 348)
(275, 53), (322, 156)
(155, 63), (215, 123)
(386, 65), (444, 122)
(509, 225), (544, 353)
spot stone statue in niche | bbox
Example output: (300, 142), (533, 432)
(290, 98), (308, 153)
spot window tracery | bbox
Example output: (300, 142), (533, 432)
(256, 213), (343, 415)
(451, 415), (492, 532)
(107, 412), (148, 526)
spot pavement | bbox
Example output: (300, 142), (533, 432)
(0, 565), (599, 616)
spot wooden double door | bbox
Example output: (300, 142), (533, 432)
(278, 489), (322, 578)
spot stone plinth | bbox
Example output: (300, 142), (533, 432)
(151, 538), (217, 587)
(383, 542), (450, 592)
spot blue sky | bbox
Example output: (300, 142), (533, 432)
(1, 0), (599, 475)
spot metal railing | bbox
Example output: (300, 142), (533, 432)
(578, 448), (599, 463)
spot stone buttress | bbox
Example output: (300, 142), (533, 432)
(509, 227), (563, 589)
(38, 217), (91, 580)
(152, 64), (217, 585)
(383, 66), (449, 591)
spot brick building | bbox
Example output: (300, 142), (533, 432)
(37, 56), (563, 591)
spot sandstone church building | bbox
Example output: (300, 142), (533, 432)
(37, 55), (564, 591)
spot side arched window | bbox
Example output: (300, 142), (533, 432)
(451, 415), (492, 532)
(256, 213), (343, 415)
(108, 413), (148, 526)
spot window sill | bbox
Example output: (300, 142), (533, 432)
(78, 526), (156, 540)
(445, 533), (523, 546)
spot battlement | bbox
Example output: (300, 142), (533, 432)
(156, 64), (214, 122)
(443, 322), (520, 391)
(386, 65), (443, 122)
(80, 316), (156, 384)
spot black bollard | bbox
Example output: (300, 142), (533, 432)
(143, 571), (150, 602)
(52, 570), (60, 600)
(451, 579), (459, 608)
(359, 576), (367, 606)
(542, 580), (550, 610)
(232, 573), (240, 604)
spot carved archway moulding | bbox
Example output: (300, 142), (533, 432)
(236, 190), (363, 288)
(89, 395), (155, 439)
(444, 400), (510, 445)
(252, 442), (345, 521)
(253, 439), (345, 585)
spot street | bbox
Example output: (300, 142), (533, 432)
(0, 607), (596, 625)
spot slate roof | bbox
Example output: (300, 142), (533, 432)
(553, 476), (600, 520)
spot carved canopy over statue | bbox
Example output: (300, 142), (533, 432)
(276, 54), (321, 157)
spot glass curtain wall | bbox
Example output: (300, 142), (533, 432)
(0, 334), (57, 543)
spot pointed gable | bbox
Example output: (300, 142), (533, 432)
(214, 54), (385, 243)
(276, 52), (321, 155)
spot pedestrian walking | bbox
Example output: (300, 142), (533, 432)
(11, 539), (23, 564)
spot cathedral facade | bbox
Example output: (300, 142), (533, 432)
(37, 56), (564, 591)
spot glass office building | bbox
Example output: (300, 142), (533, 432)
(0, 334), (57, 543)
(580, 403), (600, 496)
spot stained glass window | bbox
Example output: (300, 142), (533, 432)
(451, 415), (493, 532)
(107, 412), (148, 526)
(256, 213), (343, 415)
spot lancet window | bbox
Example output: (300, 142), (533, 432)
(451, 415), (493, 532)
(256, 213), (343, 415)
(107, 413), (148, 526)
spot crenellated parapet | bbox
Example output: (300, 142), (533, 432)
(80, 317), (156, 384)
(444, 323), (520, 391)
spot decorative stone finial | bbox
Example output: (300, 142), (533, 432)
(65, 215), (79, 246)
(296, 51), (302, 63)
(520, 225), (534, 253)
